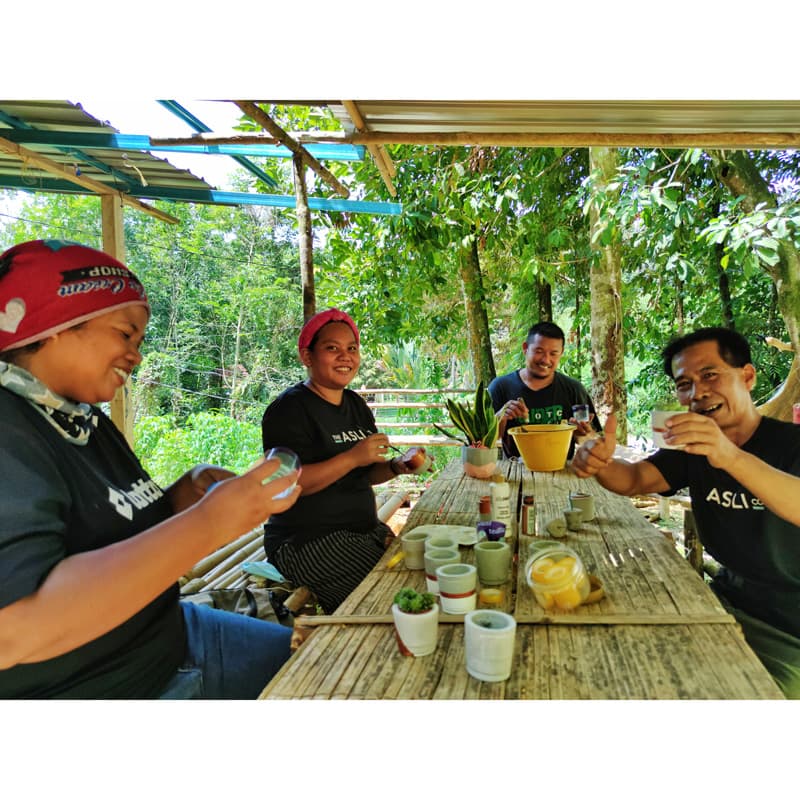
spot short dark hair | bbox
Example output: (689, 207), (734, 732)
(526, 321), (565, 345)
(0, 340), (45, 364)
(661, 327), (752, 378)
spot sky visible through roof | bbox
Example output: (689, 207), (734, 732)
(73, 99), (247, 190)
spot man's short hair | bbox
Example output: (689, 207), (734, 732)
(661, 327), (752, 378)
(526, 321), (565, 345)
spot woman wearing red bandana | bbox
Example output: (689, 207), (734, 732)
(261, 308), (430, 613)
(0, 240), (300, 699)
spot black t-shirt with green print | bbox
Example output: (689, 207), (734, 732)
(488, 370), (600, 459)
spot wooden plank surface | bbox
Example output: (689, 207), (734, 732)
(259, 458), (783, 700)
(261, 620), (783, 699)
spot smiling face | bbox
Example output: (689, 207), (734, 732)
(300, 320), (360, 392)
(671, 339), (757, 434)
(522, 334), (564, 381)
(24, 305), (148, 404)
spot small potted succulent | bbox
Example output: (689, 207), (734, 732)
(434, 381), (499, 478)
(391, 587), (439, 657)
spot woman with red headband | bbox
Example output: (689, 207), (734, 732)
(261, 308), (428, 613)
(0, 240), (300, 699)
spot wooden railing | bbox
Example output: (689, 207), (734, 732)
(354, 387), (473, 447)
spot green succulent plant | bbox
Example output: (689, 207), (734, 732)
(433, 380), (499, 448)
(393, 587), (436, 614)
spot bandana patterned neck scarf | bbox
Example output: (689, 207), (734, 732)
(0, 362), (97, 445)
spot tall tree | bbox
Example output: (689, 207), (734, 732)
(587, 147), (627, 442)
(706, 149), (800, 419)
(459, 233), (495, 385)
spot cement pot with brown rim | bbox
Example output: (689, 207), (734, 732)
(391, 588), (439, 657)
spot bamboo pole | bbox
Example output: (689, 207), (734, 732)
(341, 100), (397, 196)
(185, 528), (262, 580)
(205, 562), (251, 590)
(190, 537), (264, 587)
(150, 130), (800, 149)
(377, 492), (409, 523)
(234, 101), (350, 198)
(293, 612), (737, 627)
(293, 153), (316, 320)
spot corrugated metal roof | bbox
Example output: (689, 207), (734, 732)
(4, 99), (799, 218)
(0, 99), (214, 197)
(326, 100), (800, 136)
(0, 99), (403, 216)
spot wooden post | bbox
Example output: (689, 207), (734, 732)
(293, 153), (315, 320)
(102, 195), (134, 446)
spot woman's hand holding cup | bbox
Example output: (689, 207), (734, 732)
(199, 457), (301, 538)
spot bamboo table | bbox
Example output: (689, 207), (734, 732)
(259, 459), (783, 699)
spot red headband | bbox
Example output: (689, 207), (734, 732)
(0, 239), (149, 353)
(297, 308), (359, 354)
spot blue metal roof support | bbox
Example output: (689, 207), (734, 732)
(0, 129), (366, 161)
(0, 174), (403, 215)
(158, 100), (280, 189)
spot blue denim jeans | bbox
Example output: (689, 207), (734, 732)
(159, 602), (292, 699)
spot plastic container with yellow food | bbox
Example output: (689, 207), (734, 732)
(525, 546), (591, 611)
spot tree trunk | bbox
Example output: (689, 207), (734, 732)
(707, 149), (800, 420)
(537, 275), (552, 321)
(293, 154), (315, 321)
(675, 274), (685, 335)
(588, 147), (627, 442)
(712, 197), (735, 329)
(458, 234), (496, 386)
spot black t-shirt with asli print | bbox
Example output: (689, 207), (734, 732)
(261, 382), (379, 555)
(648, 415), (800, 637)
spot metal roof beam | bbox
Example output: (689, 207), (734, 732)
(158, 100), (280, 189)
(0, 129), (366, 161)
(0, 175), (402, 215)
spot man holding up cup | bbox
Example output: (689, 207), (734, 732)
(571, 326), (800, 698)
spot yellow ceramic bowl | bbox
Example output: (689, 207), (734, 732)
(509, 423), (576, 472)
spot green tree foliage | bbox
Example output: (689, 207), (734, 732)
(4, 134), (800, 459)
(323, 145), (592, 386)
(588, 148), (793, 415)
(134, 411), (263, 485)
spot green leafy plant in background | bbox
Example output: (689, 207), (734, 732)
(135, 411), (262, 486)
(433, 380), (498, 447)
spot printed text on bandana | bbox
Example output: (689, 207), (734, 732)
(59, 266), (145, 298)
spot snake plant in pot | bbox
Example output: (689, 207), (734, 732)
(434, 381), (499, 478)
